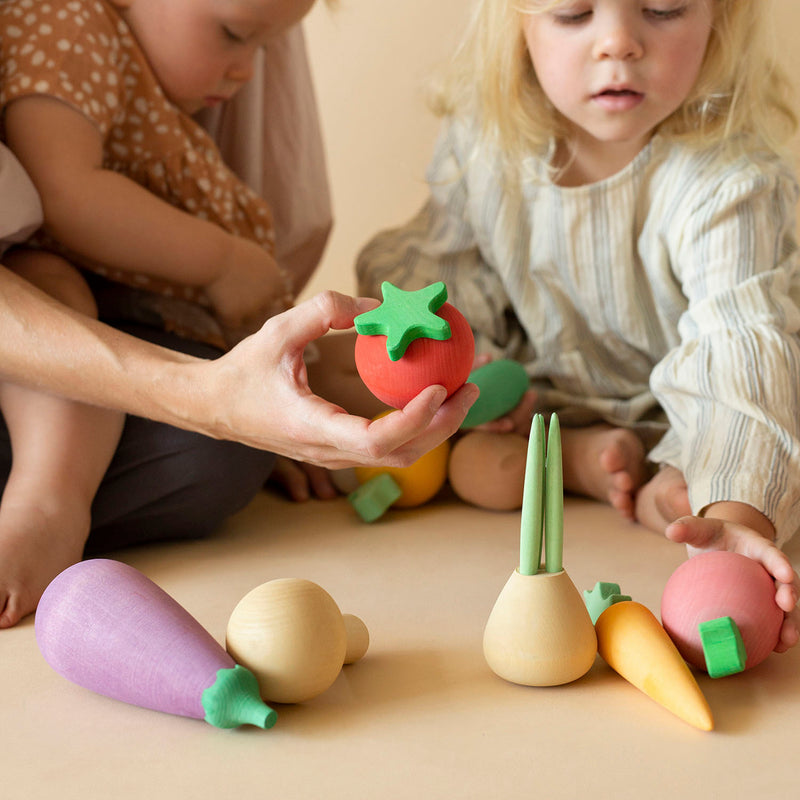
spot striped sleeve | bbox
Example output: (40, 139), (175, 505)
(649, 158), (800, 544)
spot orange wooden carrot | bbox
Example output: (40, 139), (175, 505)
(585, 582), (713, 732)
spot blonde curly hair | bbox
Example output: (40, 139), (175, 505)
(431, 0), (797, 163)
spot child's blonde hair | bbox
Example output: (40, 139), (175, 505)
(432, 0), (797, 162)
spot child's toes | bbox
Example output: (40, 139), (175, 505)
(608, 488), (635, 520)
(0, 592), (22, 629)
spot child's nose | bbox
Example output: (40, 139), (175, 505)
(592, 18), (644, 61)
(226, 57), (255, 85)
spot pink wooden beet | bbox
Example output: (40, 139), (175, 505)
(35, 559), (277, 729)
(660, 551), (782, 675)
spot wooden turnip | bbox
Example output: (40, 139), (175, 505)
(35, 559), (276, 729)
(226, 578), (368, 704)
(660, 551), (782, 677)
(483, 414), (597, 686)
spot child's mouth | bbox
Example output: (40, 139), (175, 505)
(593, 89), (644, 110)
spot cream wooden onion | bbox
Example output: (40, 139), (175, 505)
(483, 414), (597, 686)
(226, 578), (368, 704)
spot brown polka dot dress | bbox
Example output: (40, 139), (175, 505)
(0, 0), (282, 347)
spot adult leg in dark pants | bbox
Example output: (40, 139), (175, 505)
(84, 322), (277, 553)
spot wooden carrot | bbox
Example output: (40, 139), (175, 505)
(585, 582), (714, 732)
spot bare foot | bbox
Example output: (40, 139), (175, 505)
(561, 425), (649, 519)
(634, 465), (692, 533)
(0, 494), (90, 628)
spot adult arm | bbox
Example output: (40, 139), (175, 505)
(0, 266), (477, 467)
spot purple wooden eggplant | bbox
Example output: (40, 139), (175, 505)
(35, 559), (276, 729)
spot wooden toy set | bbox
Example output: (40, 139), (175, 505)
(34, 281), (785, 733)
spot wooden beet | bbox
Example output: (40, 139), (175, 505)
(660, 551), (782, 675)
(35, 559), (276, 729)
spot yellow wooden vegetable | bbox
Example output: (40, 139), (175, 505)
(354, 411), (450, 508)
(586, 583), (713, 731)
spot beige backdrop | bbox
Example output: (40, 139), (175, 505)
(303, 0), (800, 298)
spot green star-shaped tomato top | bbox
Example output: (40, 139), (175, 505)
(354, 281), (452, 361)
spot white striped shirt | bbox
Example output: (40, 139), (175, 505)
(356, 117), (800, 545)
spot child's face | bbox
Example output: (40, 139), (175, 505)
(114, 0), (316, 114)
(523, 0), (713, 166)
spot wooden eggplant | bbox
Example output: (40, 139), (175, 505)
(35, 559), (276, 729)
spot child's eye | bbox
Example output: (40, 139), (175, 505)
(552, 10), (592, 25)
(644, 5), (687, 21)
(222, 26), (245, 43)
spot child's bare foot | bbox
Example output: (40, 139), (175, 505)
(0, 494), (89, 628)
(665, 514), (800, 653)
(561, 425), (648, 519)
(634, 465), (692, 533)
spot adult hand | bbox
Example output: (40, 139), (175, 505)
(189, 291), (480, 468)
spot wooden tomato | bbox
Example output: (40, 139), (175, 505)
(354, 281), (474, 409)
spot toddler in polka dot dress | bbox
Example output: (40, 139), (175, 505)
(0, 0), (323, 348)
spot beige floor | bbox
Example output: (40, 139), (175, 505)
(3, 489), (799, 800)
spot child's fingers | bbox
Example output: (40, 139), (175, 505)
(668, 515), (796, 585)
(775, 579), (799, 613)
(269, 456), (312, 502)
(304, 463), (339, 500)
(774, 607), (800, 653)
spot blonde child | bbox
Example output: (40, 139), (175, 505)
(0, 0), (477, 627)
(357, 0), (800, 650)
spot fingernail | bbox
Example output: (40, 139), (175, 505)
(429, 386), (447, 411)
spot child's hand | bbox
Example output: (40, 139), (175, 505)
(205, 237), (291, 346)
(268, 456), (339, 502)
(472, 388), (538, 435)
(190, 290), (480, 469)
(466, 353), (537, 434)
(665, 513), (800, 653)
